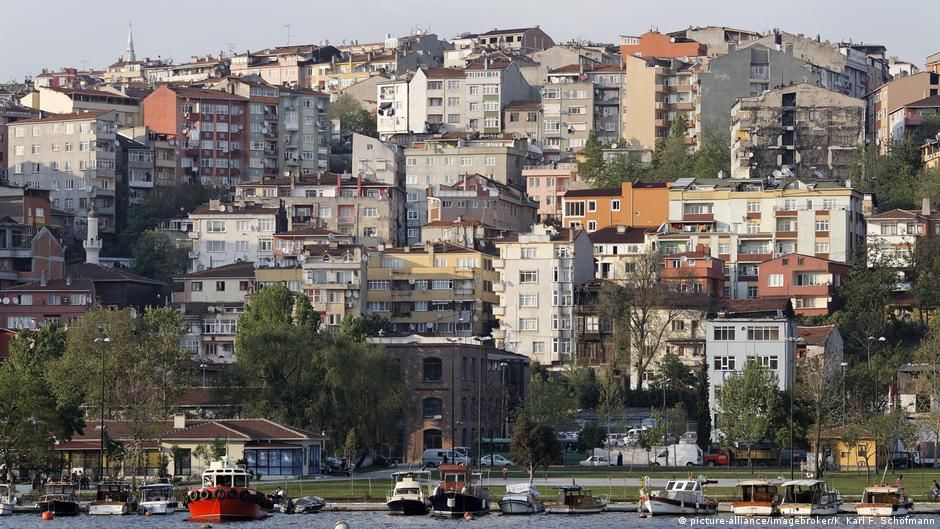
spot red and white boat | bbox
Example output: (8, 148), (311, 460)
(186, 456), (271, 522)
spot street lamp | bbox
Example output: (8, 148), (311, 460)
(473, 336), (493, 468)
(94, 337), (111, 482)
(786, 336), (804, 479)
(840, 361), (849, 427)
(446, 337), (460, 456)
(199, 363), (208, 387)
(866, 336), (886, 368)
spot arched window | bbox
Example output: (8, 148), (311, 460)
(422, 397), (443, 419)
(423, 429), (443, 450)
(423, 357), (443, 381)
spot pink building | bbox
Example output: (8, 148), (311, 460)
(523, 162), (577, 221)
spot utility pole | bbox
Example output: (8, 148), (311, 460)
(284, 24), (293, 46)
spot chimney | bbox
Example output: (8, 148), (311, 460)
(616, 225), (627, 233)
(924, 198), (931, 216)
(173, 414), (187, 429)
(40, 270), (48, 288)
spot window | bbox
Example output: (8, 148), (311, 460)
(815, 219), (830, 232)
(362, 207), (378, 218)
(816, 242), (830, 254)
(368, 280), (390, 290)
(484, 156), (496, 166)
(215, 281), (226, 292)
(206, 220), (226, 233)
(713, 326), (735, 341)
(519, 271), (538, 283)
(422, 398), (443, 418)
(191, 282), (203, 292)
(713, 356), (736, 371)
(519, 294), (538, 307)
(367, 301), (390, 312)
(767, 274), (783, 287)
(423, 357), (443, 381)
(587, 200), (597, 212)
(206, 240), (226, 253)
(460, 157), (472, 167)
(747, 286), (759, 299)
(881, 223), (898, 236)
(754, 355), (780, 370)
(611, 200), (621, 211)
(518, 318), (538, 331)
(747, 326), (780, 341)
(746, 201), (761, 213)
(565, 201), (585, 217)
(532, 342), (545, 353)
(520, 247), (537, 259)
(746, 222), (761, 234)
(671, 320), (686, 332)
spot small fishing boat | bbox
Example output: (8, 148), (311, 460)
(186, 456), (271, 522)
(428, 464), (490, 517)
(499, 483), (544, 514)
(545, 485), (608, 514)
(856, 484), (913, 517)
(89, 481), (137, 515)
(732, 479), (778, 516)
(283, 495), (327, 514)
(138, 482), (178, 515)
(37, 482), (80, 517)
(386, 471), (431, 515)
(778, 479), (841, 516)
(638, 476), (717, 516)
(0, 484), (16, 516)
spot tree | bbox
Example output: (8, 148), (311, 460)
(651, 114), (695, 182)
(912, 236), (940, 323)
(596, 153), (649, 188)
(526, 372), (573, 431)
(717, 360), (778, 471)
(139, 307), (191, 419)
(597, 369), (624, 458)
(329, 94), (377, 140)
(567, 366), (600, 410)
(836, 263), (892, 362)
(640, 410), (667, 468)
(650, 352), (695, 409)
(694, 357), (712, 452)
(692, 135), (730, 179)
(914, 325), (940, 467)
(868, 409), (915, 482)
(131, 230), (189, 294)
(578, 130), (605, 186)
(115, 183), (212, 256)
(798, 354), (843, 478)
(339, 313), (392, 340)
(509, 413), (560, 484)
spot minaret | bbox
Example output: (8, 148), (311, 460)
(122, 22), (136, 63)
(84, 206), (101, 265)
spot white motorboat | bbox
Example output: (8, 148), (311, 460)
(545, 485), (608, 514)
(856, 485), (912, 517)
(88, 481), (137, 515)
(0, 484), (16, 516)
(731, 480), (778, 516)
(499, 483), (544, 514)
(638, 476), (717, 516)
(138, 483), (178, 514)
(778, 479), (842, 516)
(386, 471), (431, 515)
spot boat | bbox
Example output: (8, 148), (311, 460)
(186, 456), (271, 522)
(37, 482), (80, 517)
(499, 483), (544, 514)
(283, 495), (327, 514)
(89, 481), (137, 515)
(0, 484), (16, 516)
(428, 463), (490, 517)
(138, 482), (178, 515)
(545, 485), (608, 514)
(638, 476), (717, 516)
(778, 479), (842, 516)
(732, 480), (778, 516)
(856, 484), (913, 517)
(386, 470), (431, 515)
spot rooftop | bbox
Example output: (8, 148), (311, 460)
(13, 110), (111, 125)
(797, 325), (836, 346)
(178, 261), (256, 279)
(588, 226), (651, 244)
(67, 263), (163, 286)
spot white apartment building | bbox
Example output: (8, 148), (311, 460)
(657, 177), (865, 299)
(865, 199), (939, 268)
(493, 225), (594, 367)
(463, 61), (530, 135)
(705, 299), (797, 442)
(351, 133), (404, 186)
(376, 78), (411, 137)
(589, 226), (655, 280)
(408, 68), (466, 134)
(188, 200), (286, 271)
(301, 243), (368, 332)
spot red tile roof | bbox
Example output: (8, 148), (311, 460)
(179, 261), (256, 279)
(13, 110), (111, 125)
(588, 226), (651, 244)
(798, 325), (835, 346)
(422, 68), (466, 79)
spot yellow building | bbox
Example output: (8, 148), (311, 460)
(812, 427), (881, 471)
(367, 242), (498, 336)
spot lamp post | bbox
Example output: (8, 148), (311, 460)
(866, 336), (886, 368)
(473, 336), (493, 469)
(94, 337), (111, 482)
(499, 362), (508, 439)
(200, 363), (208, 387)
(446, 337), (460, 454)
(786, 335), (804, 480)
(840, 361), (848, 427)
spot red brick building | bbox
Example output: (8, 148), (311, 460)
(142, 86), (249, 188)
(0, 277), (95, 330)
(661, 246), (724, 297)
(758, 253), (851, 316)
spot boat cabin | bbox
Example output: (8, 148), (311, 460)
(43, 482), (76, 499)
(738, 480), (777, 502)
(202, 457), (252, 488)
(392, 471), (430, 495)
(438, 464), (474, 493)
(861, 486), (905, 504)
(558, 485), (595, 505)
(782, 480), (827, 503)
(665, 480), (702, 493)
(96, 482), (131, 502)
(140, 484), (175, 502)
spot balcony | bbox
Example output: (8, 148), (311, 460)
(774, 207), (798, 216)
(737, 252), (773, 263)
(674, 101), (694, 111)
(284, 120), (299, 131)
(492, 282), (505, 293)
(129, 178), (155, 189)
(682, 213), (714, 222)
(338, 216), (355, 225)
(493, 259), (504, 268)
(492, 306), (505, 317)
(775, 231), (798, 239)
(654, 118), (669, 128)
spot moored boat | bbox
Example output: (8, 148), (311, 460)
(732, 479), (778, 516)
(386, 470), (431, 515)
(545, 485), (608, 514)
(638, 476), (717, 516)
(283, 495), (326, 514)
(37, 482), (80, 517)
(0, 484), (16, 516)
(186, 456), (271, 522)
(89, 481), (137, 515)
(138, 482), (178, 515)
(856, 484), (913, 517)
(428, 464), (490, 517)
(778, 479), (841, 516)
(499, 483), (544, 514)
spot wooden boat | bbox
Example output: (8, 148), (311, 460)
(778, 479), (841, 516)
(545, 485), (608, 514)
(89, 481), (137, 515)
(638, 476), (717, 516)
(0, 484), (16, 516)
(732, 479), (778, 516)
(428, 464), (490, 517)
(386, 471), (431, 515)
(37, 482), (80, 516)
(186, 456), (271, 522)
(499, 483), (544, 514)
(856, 484), (913, 517)
(138, 483), (178, 515)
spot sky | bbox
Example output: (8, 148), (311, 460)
(1, 0), (937, 81)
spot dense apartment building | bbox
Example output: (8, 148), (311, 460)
(522, 162), (576, 220)
(187, 200), (287, 271)
(427, 174), (537, 234)
(590, 226), (655, 280)
(0, 104), (38, 180)
(145, 56), (228, 84)
(376, 78), (411, 136)
(540, 67), (594, 155)
(757, 253), (850, 316)
(142, 85), (250, 188)
(730, 83), (865, 179)
(230, 44), (342, 89)
(661, 246), (725, 297)
(867, 71), (940, 151)
(502, 100), (541, 146)
(6, 111), (119, 234)
(367, 242), (498, 337)
(20, 86), (142, 127)
(657, 177), (865, 299)
(887, 95), (940, 146)
(117, 134), (154, 205)
(406, 68), (467, 134)
(865, 199), (940, 267)
(351, 133), (404, 186)
(466, 26), (555, 54)
(666, 26), (762, 56)
(493, 225), (594, 367)
(300, 242), (368, 332)
(924, 136), (940, 170)
(622, 55), (696, 151)
(0, 222), (64, 288)
(561, 181), (670, 232)
(619, 30), (707, 59)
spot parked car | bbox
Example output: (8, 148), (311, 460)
(651, 444), (703, 467)
(480, 454), (514, 467)
(704, 449), (730, 467)
(579, 455), (612, 467)
(421, 449), (471, 468)
(891, 451), (915, 469)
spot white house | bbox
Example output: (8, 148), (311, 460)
(188, 200), (286, 271)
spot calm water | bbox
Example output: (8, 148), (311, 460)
(2, 512), (940, 528)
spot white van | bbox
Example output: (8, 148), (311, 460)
(421, 448), (471, 467)
(651, 444), (703, 467)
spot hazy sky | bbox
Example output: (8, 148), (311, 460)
(2, 0), (936, 81)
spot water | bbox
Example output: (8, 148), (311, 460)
(2, 512), (939, 529)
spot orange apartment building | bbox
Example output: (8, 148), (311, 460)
(757, 253), (850, 316)
(661, 246), (724, 297)
(561, 181), (670, 232)
(619, 31), (707, 59)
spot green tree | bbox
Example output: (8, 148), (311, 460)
(293, 294), (319, 330)
(640, 410), (667, 468)
(912, 236), (940, 323)
(578, 129), (605, 186)
(868, 409), (915, 482)
(692, 135), (730, 179)
(330, 94), (376, 140)
(567, 366), (600, 410)
(339, 313), (392, 340)
(115, 183), (213, 256)
(836, 263), (892, 362)
(694, 356), (712, 452)
(799, 354), (843, 478)
(596, 153), (650, 188)
(717, 360), (778, 471)
(509, 412), (561, 483)
(131, 230), (188, 294)
(914, 326), (940, 467)
(651, 114), (695, 182)
(527, 372), (573, 430)
(650, 352), (695, 408)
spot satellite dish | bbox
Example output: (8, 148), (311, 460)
(611, 143), (618, 149)
(408, 278), (416, 285)
(772, 170), (783, 178)
(207, 306), (216, 313)
(253, 262), (260, 269)
(218, 204), (227, 212)
(409, 323), (416, 330)
(297, 254), (307, 264)
(0, 298), (7, 305)
(11, 298), (18, 305)
(680, 255), (689, 262)
(345, 291), (352, 298)
(353, 291), (359, 298)
(426, 322), (434, 329)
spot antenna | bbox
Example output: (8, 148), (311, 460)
(225, 42), (237, 57)
(284, 24), (293, 46)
